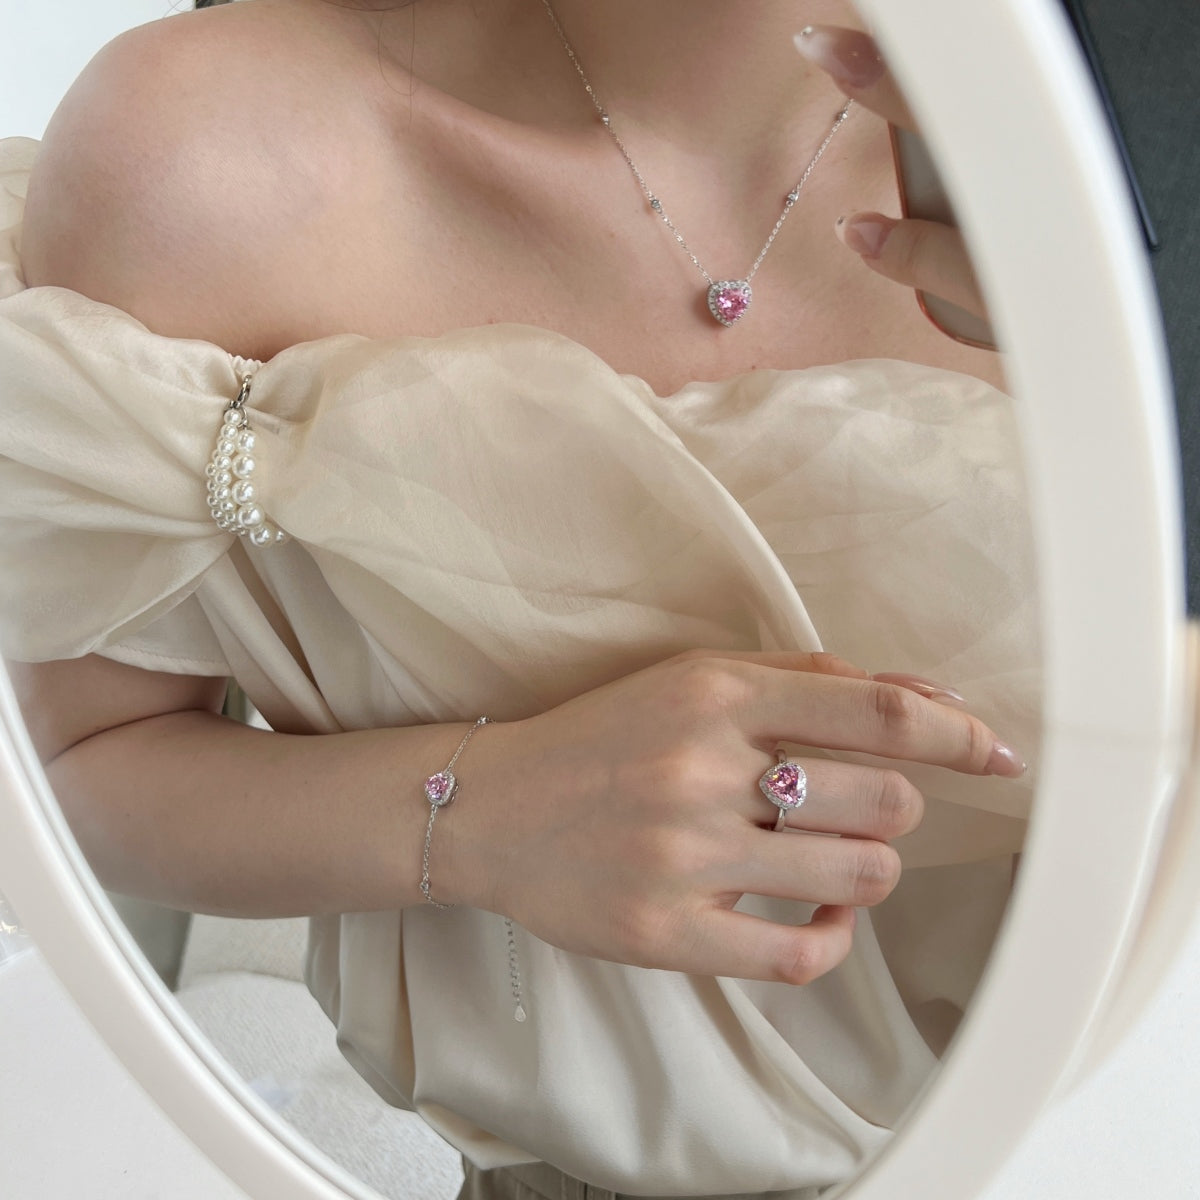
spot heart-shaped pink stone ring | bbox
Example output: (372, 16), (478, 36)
(758, 755), (808, 830)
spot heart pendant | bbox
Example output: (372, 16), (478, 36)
(707, 280), (753, 326)
(424, 769), (458, 808)
(758, 760), (807, 811)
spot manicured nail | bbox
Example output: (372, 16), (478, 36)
(836, 212), (896, 258)
(871, 672), (967, 706)
(987, 741), (1027, 778)
(794, 25), (886, 89)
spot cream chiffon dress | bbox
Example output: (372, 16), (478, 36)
(0, 136), (1039, 1196)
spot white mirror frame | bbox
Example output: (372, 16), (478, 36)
(0, 0), (1190, 1198)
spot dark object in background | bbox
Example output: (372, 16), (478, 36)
(1080, 1), (1200, 612)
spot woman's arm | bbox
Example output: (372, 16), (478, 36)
(12, 17), (498, 919)
(12, 646), (1020, 984)
(7, 654), (495, 918)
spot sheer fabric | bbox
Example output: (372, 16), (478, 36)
(0, 136), (1037, 1194)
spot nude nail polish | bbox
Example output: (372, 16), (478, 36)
(987, 741), (1027, 778)
(837, 214), (895, 259)
(794, 26), (886, 89)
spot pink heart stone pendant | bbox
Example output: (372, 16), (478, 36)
(707, 280), (753, 326)
(758, 760), (808, 811)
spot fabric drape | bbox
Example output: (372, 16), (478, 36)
(0, 135), (1038, 1195)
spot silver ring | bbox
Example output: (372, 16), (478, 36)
(758, 751), (807, 831)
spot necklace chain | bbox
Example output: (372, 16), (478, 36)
(539, 0), (854, 324)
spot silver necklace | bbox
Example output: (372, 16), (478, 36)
(540, 0), (854, 327)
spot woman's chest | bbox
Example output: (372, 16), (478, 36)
(231, 92), (1005, 394)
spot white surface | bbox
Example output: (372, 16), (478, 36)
(835, 0), (1186, 1191)
(173, 915), (465, 1200)
(0, 914), (465, 1200)
(980, 910), (1200, 1199)
(0, 948), (249, 1200)
(4, 923), (1200, 1200)
(0, 0), (171, 139)
(0, 3), (1194, 1200)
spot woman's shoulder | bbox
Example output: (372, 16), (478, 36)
(19, 1), (387, 357)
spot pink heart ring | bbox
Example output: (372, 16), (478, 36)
(758, 752), (808, 831)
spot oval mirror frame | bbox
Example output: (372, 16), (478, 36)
(0, 0), (1189, 1197)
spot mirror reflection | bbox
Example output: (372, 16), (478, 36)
(0, 1), (1042, 1197)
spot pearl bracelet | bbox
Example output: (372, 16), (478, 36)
(206, 373), (287, 545)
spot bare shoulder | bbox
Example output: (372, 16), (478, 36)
(19, 0), (384, 356)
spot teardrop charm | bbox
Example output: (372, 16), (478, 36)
(707, 280), (753, 326)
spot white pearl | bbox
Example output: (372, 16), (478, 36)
(214, 454), (232, 472)
(217, 437), (237, 457)
(204, 462), (216, 478)
(248, 526), (273, 547)
(222, 408), (242, 426)
(274, 529), (290, 545)
(218, 498), (237, 515)
(232, 454), (255, 479)
(236, 429), (257, 452)
(237, 504), (265, 529)
(213, 485), (232, 503)
(231, 480), (256, 505)
(214, 469), (233, 487)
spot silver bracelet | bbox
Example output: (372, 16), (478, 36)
(418, 717), (527, 1022)
(420, 717), (491, 908)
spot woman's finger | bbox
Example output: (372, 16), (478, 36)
(768, 760), (925, 840)
(671, 647), (871, 681)
(836, 211), (989, 318)
(664, 903), (858, 984)
(731, 746), (925, 839)
(674, 652), (967, 708)
(729, 826), (901, 908)
(702, 662), (1024, 777)
(793, 25), (916, 130)
(870, 672), (967, 708)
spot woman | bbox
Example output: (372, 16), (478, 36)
(0, 1), (1036, 1196)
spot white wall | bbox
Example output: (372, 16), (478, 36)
(0, 0), (174, 139)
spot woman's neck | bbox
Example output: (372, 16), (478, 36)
(539, 0), (868, 145)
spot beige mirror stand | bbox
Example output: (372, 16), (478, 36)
(1, 0), (1196, 1197)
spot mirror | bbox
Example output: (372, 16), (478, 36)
(0, 1), (1188, 1199)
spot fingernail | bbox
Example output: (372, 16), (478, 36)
(871, 672), (967, 706)
(794, 26), (886, 89)
(987, 741), (1027, 778)
(836, 212), (895, 258)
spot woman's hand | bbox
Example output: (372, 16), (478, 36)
(794, 25), (991, 322)
(446, 650), (1023, 985)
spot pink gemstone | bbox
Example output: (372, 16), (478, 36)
(716, 287), (749, 320)
(425, 772), (450, 801)
(763, 763), (804, 808)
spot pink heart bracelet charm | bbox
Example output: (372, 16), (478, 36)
(424, 770), (458, 808)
